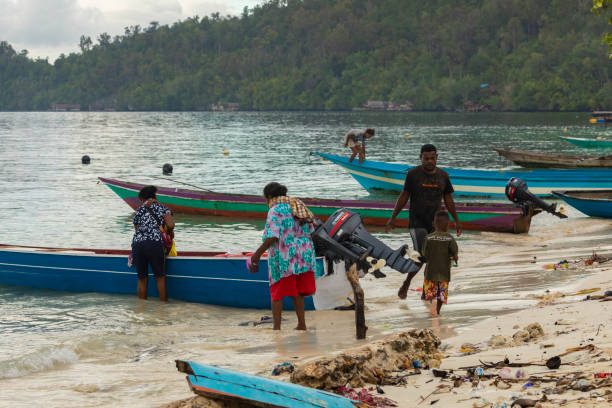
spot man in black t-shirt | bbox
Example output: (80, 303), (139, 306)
(385, 144), (461, 299)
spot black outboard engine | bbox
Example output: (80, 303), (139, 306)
(505, 177), (567, 218)
(312, 209), (420, 276)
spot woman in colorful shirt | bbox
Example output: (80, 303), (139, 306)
(132, 185), (175, 301)
(249, 182), (318, 330)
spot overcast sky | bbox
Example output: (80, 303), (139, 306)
(0, 0), (264, 62)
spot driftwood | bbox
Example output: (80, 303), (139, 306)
(346, 263), (367, 339)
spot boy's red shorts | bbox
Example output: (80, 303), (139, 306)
(270, 271), (316, 301)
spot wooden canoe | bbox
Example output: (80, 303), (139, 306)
(493, 147), (612, 169)
(100, 177), (539, 233)
(313, 152), (612, 197)
(552, 190), (612, 219)
(176, 360), (358, 408)
(561, 136), (612, 149)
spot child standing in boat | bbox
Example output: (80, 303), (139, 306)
(421, 210), (458, 316)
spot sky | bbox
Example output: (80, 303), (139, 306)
(0, 0), (264, 62)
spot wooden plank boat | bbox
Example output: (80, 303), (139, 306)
(552, 190), (612, 218)
(100, 177), (538, 233)
(313, 152), (612, 197)
(0, 244), (326, 310)
(561, 136), (612, 149)
(493, 147), (612, 169)
(176, 360), (357, 408)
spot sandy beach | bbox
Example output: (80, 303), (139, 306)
(160, 217), (612, 408)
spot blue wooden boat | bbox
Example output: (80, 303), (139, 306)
(314, 152), (612, 197)
(552, 190), (612, 218)
(561, 136), (612, 149)
(176, 360), (357, 408)
(0, 244), (324, 310)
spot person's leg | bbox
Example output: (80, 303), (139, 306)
(272, 300), (283, 330)
(349, 146), (359, 162)
(357, 146), (365, 165)
(291, 296), (306, 330)
(436, 299), (443, 315)
(133, 242), (149, 299)
(398, 228), (427, 299)
(156, 276), (167, 301)
(137, 277), (148, 299)
(150, 242), (167, 301)
(437, 282), (448, 316)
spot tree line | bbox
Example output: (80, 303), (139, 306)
(0, 0), (611, 111)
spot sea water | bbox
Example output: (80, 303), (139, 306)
(0, 111), (611, 407)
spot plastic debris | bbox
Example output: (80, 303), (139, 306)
(337, 384), (398, 407)
(271, 362), (294, 376)
(545, 356), (561, 369)
(594, 372), (612, 378)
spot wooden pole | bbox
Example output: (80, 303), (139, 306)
(345, 263), (367, 339)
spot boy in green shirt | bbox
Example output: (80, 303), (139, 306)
(421, 210), (459, 316)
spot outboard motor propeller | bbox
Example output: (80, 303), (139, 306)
(312, 209), (420, 277)
(505, 177), (567, 219)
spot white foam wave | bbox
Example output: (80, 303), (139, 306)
(0, 346), (79, 378)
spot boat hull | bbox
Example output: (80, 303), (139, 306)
(313, 152), (612, 197)
(493, 148), (612, 169)
(100, 178), (535, 233)
(561, 137), (612, 149)
(552, 191), (612, 219)
(0, 245), (321, 310)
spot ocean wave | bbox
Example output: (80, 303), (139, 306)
(0, 346), (79, 378)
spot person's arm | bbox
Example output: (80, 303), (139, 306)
(450, 238), (459, 262)
(385, 190), (410, 232)
(443, 193), (461, 237)
(249, 237), (278, 273)
(163, 212), (175, 230)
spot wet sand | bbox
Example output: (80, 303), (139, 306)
(159, 214), (612, 407)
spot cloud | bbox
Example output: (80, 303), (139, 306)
(0, 0), (263, 61)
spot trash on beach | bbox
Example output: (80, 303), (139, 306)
(337, 384), (398, 408)
(594, 373), (612, 378)
(271, 362), (295, 376)
(291, 329), (442, 390)
(510, 398), (537, 407)
(541, 260), (569, 270)
(432, 369), (448, 378)
(568, 287), (600, 296)
(554, 319), (576, 326)
(545, 356), (561, 369)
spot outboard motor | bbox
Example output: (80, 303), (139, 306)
(505, 177), (567, 218)
(312, 209), (419, 276)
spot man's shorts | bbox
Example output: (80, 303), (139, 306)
(347, 139), (358, 148)
(409, 228), (429, 253)
(269, 271), (316, 301)
(132, 240), (166, 279)
(423, 280), (448, 304)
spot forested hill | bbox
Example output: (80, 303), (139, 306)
(1, 0), (611, 111)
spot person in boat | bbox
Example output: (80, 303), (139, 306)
(385, 143), (461, 299)
(344, 128), (375, 165)
(421, 210), (458, 316)
(132, 185), (175, 301)
(248, 182), (318, 330)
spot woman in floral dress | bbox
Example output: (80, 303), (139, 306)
(249, 182), (318, 330)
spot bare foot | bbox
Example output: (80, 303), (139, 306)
(294, 325), (306, 331)
(398, 280), (411, 299)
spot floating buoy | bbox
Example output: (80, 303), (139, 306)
(563, 127), (567, 132)
(81, 155), (91, 164)
(223, 149), (230, 156)
(404, 133), (410, 137)
(162, 163), (173, 175)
